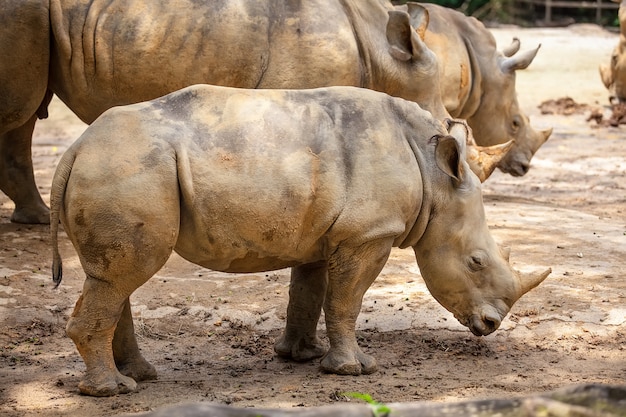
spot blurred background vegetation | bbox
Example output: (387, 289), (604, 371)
(392, 0), (620, 28)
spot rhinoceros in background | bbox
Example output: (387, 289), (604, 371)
(600, 0), (626, 102)
(411, 3), (553, 177)
(50, 85), (551, 396)
(4, 0), (509, 225)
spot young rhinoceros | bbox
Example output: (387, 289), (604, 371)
(50, 85), (550, 397)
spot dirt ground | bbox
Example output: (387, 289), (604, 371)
(1, 25), (624, 416)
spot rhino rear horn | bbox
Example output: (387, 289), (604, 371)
(500, 245), (511, 262)
(541, 127), (553, 144)
(502, 37), (521, 57)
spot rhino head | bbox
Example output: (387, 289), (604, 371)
(413, 120), (551, 335)
(467, 39), (552, 177)
(387, 5), (515, 182)
(600, 2), (626, 103)
(599, 42), (626, 102)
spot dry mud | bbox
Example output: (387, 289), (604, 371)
(0, 25), (624, 416)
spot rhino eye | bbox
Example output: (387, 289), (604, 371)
(511, 116), (521, 132)
(468, 254), (486, 271)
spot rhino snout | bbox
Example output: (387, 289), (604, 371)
(502, 160), (530, 177)
(468, 309), (503, 336)
(498, 150), (531, 177)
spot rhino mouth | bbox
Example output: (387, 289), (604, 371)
(498, 158), (530, 177)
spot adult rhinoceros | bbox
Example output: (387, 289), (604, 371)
(5, 0), (507, 225)
(2, 0), (440, 224)
(415, 3), (553, 176)
(600, 0), (626, 102)
(50, 85), (551, 397)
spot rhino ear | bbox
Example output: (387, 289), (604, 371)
(435, 134), (464, 184)
(387, 9), (433, 62)
(406, 3), (430, 41)
(445, 119), (470, 154)
(387, 10), (414, 61)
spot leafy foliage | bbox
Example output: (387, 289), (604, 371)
(342, 392), (391, 417)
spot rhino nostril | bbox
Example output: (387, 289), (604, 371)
(515, 162), (530, 177)
(521, 163), (530, 174)
(483, 315), (501, 332)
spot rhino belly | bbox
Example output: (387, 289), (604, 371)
(173, 221), (325, 274)
(174, 245), (304, 274)
(171, 183), (334, 274)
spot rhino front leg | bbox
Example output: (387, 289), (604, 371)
(320, 238), (394, 376)
(113, 298), (157, 382)
(66, 277), (138, 396)
(0, 115), (50, 224)
(275, 261), (328, 361)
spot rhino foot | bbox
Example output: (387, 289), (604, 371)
(78, 371), (137, 397)
(10, 204), (50, 224)
(117, 358), (157, 382)
(274, 334), (328, 362)
(320, 348), (377, 376)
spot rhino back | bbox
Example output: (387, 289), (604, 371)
(48, 0), (361, 123)
(76, 86), (431, 273)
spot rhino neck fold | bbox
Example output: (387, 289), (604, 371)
(397, 138), (433, 249)
(338, 0), (376, 89)
(454, 38), (483, 120)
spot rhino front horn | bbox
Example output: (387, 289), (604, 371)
(467, 140), (514, 182)
(517, 267), (552, 297)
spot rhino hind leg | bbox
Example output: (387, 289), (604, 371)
(66, 279), (138, 396)
(61, 161), (180, 396)
(113, 298), (157, 382)
(320, 238), (394, 376)
(0, 116), (50, 224)
(275, 261), (329, 361)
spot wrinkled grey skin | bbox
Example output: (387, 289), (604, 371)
(50, 85), (550, 397)
(413, 3), (553, 177)
(600, 0), (626, 102)
(1, 0), (445, 224)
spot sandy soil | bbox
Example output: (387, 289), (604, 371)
(0, 25), (624, 416)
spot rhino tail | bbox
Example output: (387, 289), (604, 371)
(50, 148), (77, 288)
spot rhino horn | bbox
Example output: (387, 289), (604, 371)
(500, 245), (511, 262)
(500, 44), (541, 73)
(502, 37), (521, 57)
(599, 63), (613, 89)
(516, 268), (552, 298)
(541, 127), (553, 144)
(466, 140), (514, 182)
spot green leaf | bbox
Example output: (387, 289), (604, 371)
(342, 392), (391, 417)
